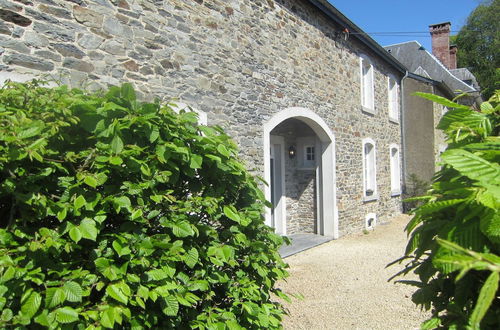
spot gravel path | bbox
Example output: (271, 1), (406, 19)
(278, 215), (429, 330)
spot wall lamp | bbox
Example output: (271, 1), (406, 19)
(288, 145), (296, 159)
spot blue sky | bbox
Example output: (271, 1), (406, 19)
(327, 1), (480, 50)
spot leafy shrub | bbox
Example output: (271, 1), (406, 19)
(392, 91), (500, 329)
(0, 81), (289, 329)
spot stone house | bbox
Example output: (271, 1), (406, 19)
(385, 22), (482, 194)
(0, 0), (410, 238)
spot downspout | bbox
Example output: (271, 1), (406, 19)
(400, 70), (410, 211)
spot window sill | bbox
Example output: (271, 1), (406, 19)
(389, 117), (399, 124)
(363, 194), (379, 202)
(361, 106), (376, 115)
(391, 189), (401, 197)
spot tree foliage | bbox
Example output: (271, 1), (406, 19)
(0, 81), (289, 329)
(455, 0), (500, 99)
(391, 91), (500, 329)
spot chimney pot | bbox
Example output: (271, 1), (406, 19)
(429, 22), (452, 69)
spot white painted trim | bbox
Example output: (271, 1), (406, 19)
(387, 74), (399, 123)
(362, 137), (378, 201)
(270, 135), (286, 235)
(389, 143), (401, 196)
(365, 213), (377, 230)
(263, 107), (338, 238)
(359, 54), (375, 113)
(169, 102), (207, 125)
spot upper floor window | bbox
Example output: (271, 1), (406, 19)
(362, 138), (377, 201)
(360, 55), (375, 113)
(388, 75), (399, 122)
(389, 144), (401, 196)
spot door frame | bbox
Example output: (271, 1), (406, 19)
(270, 135), (286, 235)
(263, 107), (338, 238)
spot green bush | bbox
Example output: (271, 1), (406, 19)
(0, 81), (289, 329)
(392, 91), (500, 329)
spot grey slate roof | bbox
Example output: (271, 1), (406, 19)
(383, 41), (477, 94)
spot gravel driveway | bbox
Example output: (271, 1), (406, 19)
(278, 215), (429, 329)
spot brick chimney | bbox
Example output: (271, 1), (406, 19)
(449, 45), (457, 70)
(429, 22), (452, 69)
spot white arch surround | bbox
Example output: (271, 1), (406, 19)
(263, 107), (338, 239)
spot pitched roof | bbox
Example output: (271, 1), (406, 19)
(383, 41), (478, 94)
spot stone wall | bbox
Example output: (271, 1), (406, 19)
(0, 0), (403, 236)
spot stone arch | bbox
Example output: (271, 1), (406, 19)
(263, 107), (338, 238)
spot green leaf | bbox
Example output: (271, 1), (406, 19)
(171, 221), (194, 238)
(79, 219), (98, 241)
(421, 317), (441, 330)
(45, 287), (66, 308)
(121, 83), (136, 102)
(74, 195), (86, 210)
(469, 271), (499, 328)
(106, 283), (128, 304)
(57, 208), (67, 221)
(149, 126), (160, 143)
(63, 281), (83, 303)
(146, 269), (169, 281)
(109, 156), (123, 165)
(189, 154), (203, 169)
(185, 248), (199, 268)
(441, 149), (500, 184)
(21, 290), (41, 318)
(111, 135), (124, 154)
(162, 295), (179, 316)
(34, 310), (53, 327)
(17, 124), (43, 139)
(131, 209), (143, 220)
(415, 199), (465, 215)
(414, 92), (470, 111)
(223, 205), (241, 223)
(101, 307), (115, 329)
(217, 144), (231, 157)
(113, 196), (131, 212)
(69, 226), (82, 243)
(55, 306), (79, 324)
(0, 308), (13, 322)
(84, 175), (98, 188)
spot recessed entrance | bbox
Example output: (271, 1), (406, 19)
(263, 108), (338, 238)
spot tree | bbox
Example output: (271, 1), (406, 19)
(455, 0), (500, 99)
(391, 91), (500, 329)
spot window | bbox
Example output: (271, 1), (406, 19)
(305, 146), (315, 161)
(389, 144), (401, 196)
(388, 75), (399, 122)
(360, 55), (374, 112)
(362, 138), (377, 201)
(297, 136), (317, 169)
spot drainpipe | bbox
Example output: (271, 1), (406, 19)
(400, 70), (409, 211)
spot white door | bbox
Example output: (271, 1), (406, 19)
(270, 135), (286, 235)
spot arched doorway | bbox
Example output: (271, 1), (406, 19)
(263, 108), (338, 238)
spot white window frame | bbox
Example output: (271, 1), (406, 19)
(297, 136), (317, 170)
(362, 138), (378, 201)
(365, 213), (377, 230)
(360, 54), (375, 114)
(389, 144), (401, 196)
(388, 75), (399, 123)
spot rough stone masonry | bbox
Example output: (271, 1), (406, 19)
(0, 0), (403, 236)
